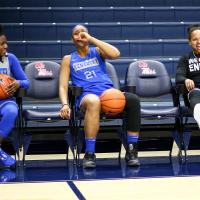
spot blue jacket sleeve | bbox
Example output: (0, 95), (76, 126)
(8, 53), (30, 89)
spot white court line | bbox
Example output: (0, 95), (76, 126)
(23, 149), (200, 160)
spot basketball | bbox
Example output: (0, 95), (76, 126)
(100, 88), (126, 115)
(0, 74), (14, 99)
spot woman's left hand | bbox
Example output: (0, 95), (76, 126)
(6, 79), (20, 96)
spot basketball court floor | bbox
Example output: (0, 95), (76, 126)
(1, 148), (200, 200)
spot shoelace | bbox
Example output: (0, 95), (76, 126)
(128, 148), (137, 157)
(128, 144), (137, 157)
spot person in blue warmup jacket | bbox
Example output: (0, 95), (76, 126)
(59, 25), (141, 168)
(0, 25), (29, 168)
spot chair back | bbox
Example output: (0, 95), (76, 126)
(106, 62), (120, 90)
(126, 60), (171, 97)
(25, 61), (60, 99)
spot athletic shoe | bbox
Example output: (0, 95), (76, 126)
(83, 152), (96, 168)
(0, 169), (16, 182)
(0, 148), (16, 168)
(125, 143), (140, 167)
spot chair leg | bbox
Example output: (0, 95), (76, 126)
(170, 116), (187, 161)
(176, 117), (191, 163)
(64, 130), (76, 164)
(11, 115), (24, 166)
(22, 133), (32, 166)
(10, 130), (20, 160)
(171, 130), (183, 161)
(118, 144), (122, 160)
(118, 129), (127, 151)
(117, 127), (127, 165)
(76, 129), (84, 166)
(66, 148), (68, 161)
(182, 127), (191, 162)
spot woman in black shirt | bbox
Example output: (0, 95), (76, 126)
(176, 24), (200, 128)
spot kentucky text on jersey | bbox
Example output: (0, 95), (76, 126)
(73, 57), (99, 72)
(189, 58), (200, 72)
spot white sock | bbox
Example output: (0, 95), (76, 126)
(193, 103), (200, 129)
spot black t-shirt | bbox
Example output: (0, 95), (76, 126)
(176, 51), (200, 87)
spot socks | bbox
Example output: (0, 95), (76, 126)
(194, 103), (200, 129)
(127, 134), (139, 143)
(85, 138), (96, 153)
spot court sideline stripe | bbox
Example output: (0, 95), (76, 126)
(67, 181), (86, 200)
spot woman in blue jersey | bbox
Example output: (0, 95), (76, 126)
(59, 25), (140, 168)
(0, 25), (29, 168)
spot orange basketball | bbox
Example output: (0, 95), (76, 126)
(0, 74), (14, 99)
(100, 88), (126, 115)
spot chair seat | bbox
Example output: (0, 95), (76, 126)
(141, 106), (179, 117)
(23, 109), (61, 121)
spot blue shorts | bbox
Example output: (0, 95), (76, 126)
(0, 98), (18, 109)
(76, 84), (112, 108)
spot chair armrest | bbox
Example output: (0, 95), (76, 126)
(176, 84), (186, 94)
(14, 88), (26, 120)
(69, 86), (83, 97)
(68, 86), (83, 108)
(14, 88), (26, 112)
(171, 85), (183, 107)
(178, 84), (190, 107)
(125, 85), (136, 93)
(174, 84), (190, 107)
(14, 88), (27, 98)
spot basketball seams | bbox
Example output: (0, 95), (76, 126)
(0, 74), (14, 99)
(100, 88), (126, 115)
(100, 98), (125, 101)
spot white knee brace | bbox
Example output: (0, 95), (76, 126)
(193, 103), (200, 128)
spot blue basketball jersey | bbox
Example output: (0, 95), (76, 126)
(0, 53), (12, 76)
(0, 53), (29, 104)
(70, 47), (113, 96)
(0, 53), (29, 89)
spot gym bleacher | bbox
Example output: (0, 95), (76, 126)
(1, 0), (200, 153)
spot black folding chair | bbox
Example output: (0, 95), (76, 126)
(21, 61), (69, 165)
(125, 60), (184, 160)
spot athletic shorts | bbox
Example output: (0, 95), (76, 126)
(76, 84), (112, 108)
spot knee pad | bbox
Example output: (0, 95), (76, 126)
(193, 103), (200, 128)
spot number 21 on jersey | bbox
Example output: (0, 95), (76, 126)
(84, 70), (97, 79)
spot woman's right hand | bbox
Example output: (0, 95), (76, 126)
(79, 31), (93, 43)
(60, 104), (71, 119)
(185, 79), (195, 91)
